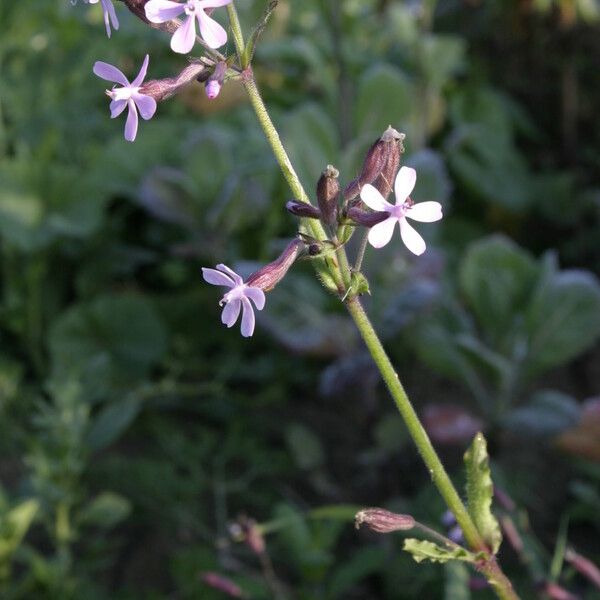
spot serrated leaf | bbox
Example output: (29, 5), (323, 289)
(464, 433), (502, 554)
(403, 539), (476, 564)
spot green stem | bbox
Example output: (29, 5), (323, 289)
(354, 230), (370, 272)
(345, 296), (483, 548)
(226, 5), (519, 599)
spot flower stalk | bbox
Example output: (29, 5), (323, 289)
(225, 4), (519, 598)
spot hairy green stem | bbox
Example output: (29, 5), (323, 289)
(226, 4), (518, 598)
(354, 230), (370, 272)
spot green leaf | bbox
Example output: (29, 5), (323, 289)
(459, 236), (539, 344)
(78, 492), (132, 529)
(0, 499), (39, 563)
(464, 433), (502, 554)
(49, 294), (168, 388)
(444, 561), (471, 600)
(525, 270), (600, 375)
(503, 390), (580, 436)
(354, 64), (414, 138)
(283, 104), (338, 194)
(403, 539), (476, 564)
(327, 547), (386, 598)
(86, 396), (142, 452)
(285, 423), (325, 470)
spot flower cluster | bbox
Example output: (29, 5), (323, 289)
(82, 0), (232, 141)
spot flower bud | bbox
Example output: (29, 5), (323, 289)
(246, 239), (305, 291)
(316, 165), (340, 226)
(355, 508), (415, 533)
(347, 207), (389, 227)
(140, 61), (208, 102)
(236, 516), (266, 555)
(286, 200), (322, 219)
(343, 126), (405, 201)
(200, 572), (245, 598)
(373, 127), (404, 200)
(205, 61), (227, 100)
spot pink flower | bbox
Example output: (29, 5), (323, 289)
(144, 0), (232, 53)
(202, 264), (266, 337)
(93, 54), (157, 142)
(360, 166), (443, 255)
(75, 0), (119, 37)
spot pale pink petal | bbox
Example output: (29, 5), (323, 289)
(109, 99), (127, 118)
(171, 13), (197, 53)
(394, 166), (417, 205)
(245, 287), (265, 310)
(132, 93), (157, 120)
(399, 219), (426, 255)
(197, 11), (228, 48)
(368, 217), (397, 249)
(124, 100), (139, 142)
(144, 0), (184, 22)
(360, 183), (391, 212)
(222, 299), (241, 327)
(407, 201), (443, 223)
(216, 264), (244, 286)
(202, 267), (236, 288)
(93, 61), (129, 86)
(239, 297), (256, 337)
(101, 0), (119, 37)
(131, 54), (150, 87)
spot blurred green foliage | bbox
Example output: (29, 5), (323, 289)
(1, 0), (600, 598)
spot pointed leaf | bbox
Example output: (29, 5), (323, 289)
(403, 539), (476, 564)
(464, 433), (502, 554)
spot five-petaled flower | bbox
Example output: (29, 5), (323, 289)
(144, 0), (233, 53)
(360, 166), (443, 255)
(202, 264), (266, 337)
(93, 54), (157, 142)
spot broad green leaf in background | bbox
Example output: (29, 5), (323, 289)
(459, 235), (539, 346)
(78, 492), (132, 529)
(403, 539), (476, 564)
(525, 269), (600, 376)
(327, 547), (386, 599)
(86, 396), (142, 452)
(464, 433), (502, 554)
(285, 423), (325, 470)
(503, 390), (580, 437)
(49, 294), (168, 388)
(444, 561), (471, 600)
(0, 499), (39, 575)
(283, 103), (338, 195)
(354, 64), (414, 138)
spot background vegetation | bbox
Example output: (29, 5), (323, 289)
(1, 0), (599, 598)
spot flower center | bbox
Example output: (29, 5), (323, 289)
(220, 284), (246, 306)
(184, 0), (197, 15)
(108, 85), (138, 101)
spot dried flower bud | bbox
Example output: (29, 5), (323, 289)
(246, 239), (305, 291)
(343, 126), (405, 201)
(236, 516), (266, 555)
(121, 0), (151, 23)
(286, 200), (322, 219)
(316, 165), (340, 226)
(205, 61), (227, 100)
(355, 508), (415, 533)
(140, 61), (208, 102)
(372, 128), (404, 199)
(347, 207), (389, 228)
(200, 572), (246, 598)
